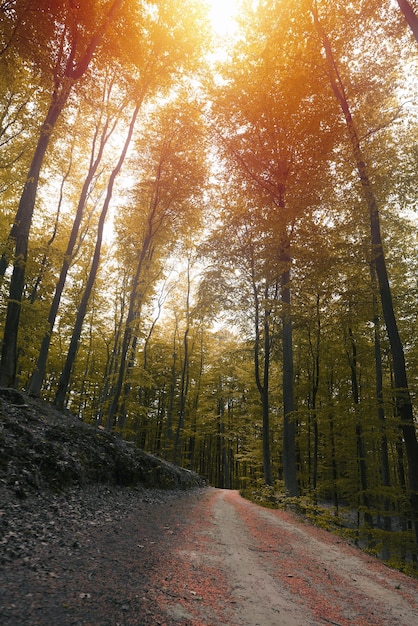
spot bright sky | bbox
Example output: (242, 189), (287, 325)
(206, 0), (239, 37)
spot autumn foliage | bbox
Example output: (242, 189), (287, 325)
(1, 0), (418, 568)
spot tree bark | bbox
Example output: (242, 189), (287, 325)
(0, 0), (123, 387)
(396, 0), (418, 43)
(54, 103), (140, 410)
(281, 262), (298, 497)
(312, 4), (418, 541)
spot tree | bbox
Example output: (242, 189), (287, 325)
(106, 97), (208, 434)
(207, 0), (337, 494)
(200, 196), (276, 486)
(54, 102), (140, 410)
(51, 0), (210, 409)
(28, 70), (127, 396)
(396, 0), (418, 43)
(0, 0), (125, 386)
(311, 0), (418, 542)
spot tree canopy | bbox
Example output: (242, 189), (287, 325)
(1, 0), (418, 569)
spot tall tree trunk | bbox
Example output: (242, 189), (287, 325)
(370, 265), (392, 534)
(281, 260), (298, 496)
(54, 104), (140, 410)
(346, 325), (373, 528)
(0, 0), (123, 387)
(77, 301), (95, 420)
(98, 289), (127, 428)
(217, 394), (225, 488)
(251, 255), (273, 486)
(312, 3), (418, 542)
(262, 299), (273, 486)
(173, 324), (189, 465)
(29, 115), (116, 396)
(308, 293), (321, 495)
(0, 90), (70, 386)
(115, 333), (139, 437)
(107, 188), (159, 429)
(225, 398), (233, 489)
(188, 333), (204, 473)
(326, 369), (340, 514)
(164, 329), (178, 458)
(173, 263), (192, 466)
(396, 0), (418, 43)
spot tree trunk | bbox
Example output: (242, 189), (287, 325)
(188, 335), (204, 473)
(217, 396), (225, 487)
(346, 325), (373, 528)
(308, 293), (321, 495)
(173, 264), (191, 466)
(98, 293), (126, 428)
(54, 104), (140, 410)
(164, 331), (178, 458)
(29, 117), (114, 396)
(0, 91), (70, 386)
(173, 324), (189, 465)
(325, 369), (340, 513)
(251, 259), (273, 486)
(281, 262), (298, 496)
(312, 3), (418, 542)
(262, 297), (273, 486)
(396, 0), (418, 43)
(107, 190), (158, 429)
(371, 266), (392, 533)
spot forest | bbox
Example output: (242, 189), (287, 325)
(1, 0), (418, 568)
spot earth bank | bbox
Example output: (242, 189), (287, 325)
(0, 387), (205, 495)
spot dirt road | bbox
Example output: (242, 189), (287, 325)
(162, 488), (418, 626)
(1, 486), (418, 625)
(188, 489), (418, 625)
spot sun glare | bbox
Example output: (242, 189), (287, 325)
(206, 0), (239, 37)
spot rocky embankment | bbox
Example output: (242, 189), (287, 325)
(0, 387), (205, 496)
(0, 387), (205, 571)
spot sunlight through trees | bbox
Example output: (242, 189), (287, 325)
(1, 0), (418, 569)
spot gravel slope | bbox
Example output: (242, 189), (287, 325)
(0, 388), (205, 495)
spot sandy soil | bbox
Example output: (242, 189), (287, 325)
(1, 486), (418, 625)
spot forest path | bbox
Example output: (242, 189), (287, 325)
(201, 489), (418, 625)
(1, 485), (418, 625)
